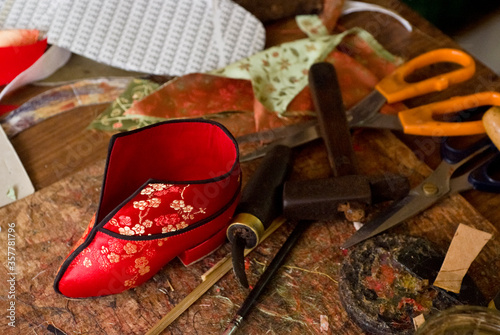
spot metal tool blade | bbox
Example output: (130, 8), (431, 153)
(342, 160), (455, 248)
(231, 234), (249, 288)
(351, 111), (405, 130)
(239, 90), (405, 163)
(346, 90), (404, 130)
(239, 123), (320, 162)
(448, 173), (474, 194)
(236, 119), (318, 145)
(346, 90), (387, 126)
(341, 192), (428, 248)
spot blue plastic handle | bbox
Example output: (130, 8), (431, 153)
(441, 136), (492, 164)
(441, 135), (500, 193)
(468, 154), (500, 193)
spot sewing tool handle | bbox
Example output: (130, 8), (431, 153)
(227, 144), (293, 287)
(237, 144), (292, 228)
(227, 144), (293, 248)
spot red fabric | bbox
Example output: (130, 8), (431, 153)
(0, 104), (18, 115)
(125, 73), (255, 118)
(57, 198), (238, 298)
(178, 224), (228, 265)
(123, 41), (401, 137)
(0, 37), (47, 86)
(55, 120), (241, 298)
(99, 120), (239, 223)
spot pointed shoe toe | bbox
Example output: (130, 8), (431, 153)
(54, 119), (240, 298)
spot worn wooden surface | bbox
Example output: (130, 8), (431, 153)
(1, 0), (500, 334)
(3, 0), (500, 224)
(1, 128), (499, 335)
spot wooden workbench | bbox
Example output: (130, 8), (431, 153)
(1, 1), (500, 334)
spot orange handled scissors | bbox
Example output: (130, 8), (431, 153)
(347, 48), (497, 136)
(239, 49), (500, 162)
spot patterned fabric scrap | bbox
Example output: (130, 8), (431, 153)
(1, 77), (133, 137)
(88, 79), (162, 132)
(89, 20), (403, 138)
(213, 27), (401, 114)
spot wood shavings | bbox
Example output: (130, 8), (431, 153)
(284, 265), (338, 284)
(159, 279), (174, 294)
(166, 279), (174, 292)
(253, 259), (268, 274)
(31, 270), (47, 281)
(257, 306), (308, 326)
(338, 202), (366, 222)
(320, 314), (329, 332)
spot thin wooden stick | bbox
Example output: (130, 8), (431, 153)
(146, 217), (287, 335)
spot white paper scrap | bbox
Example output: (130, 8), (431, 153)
(0, 126), (34, 207)
(0, 0), (266, 77)
(343, 1), (412, 32)
(0, 45), (71, 102)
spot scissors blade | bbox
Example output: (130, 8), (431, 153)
(347, 90), (387, 126)
(341, 189), (441, 248)
(449, 174), (474, 194)
(236, 120), (317, 145)
(239, 123), (321, 162)
(354, 113), (405, 131)
(347, 90), (404, 131)
(239, 90), (404, 163)
(342, 159), (457, 248)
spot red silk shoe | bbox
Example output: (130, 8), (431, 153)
(54, 119), (241, 298)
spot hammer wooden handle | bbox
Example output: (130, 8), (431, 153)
(309, 62), (359, 177)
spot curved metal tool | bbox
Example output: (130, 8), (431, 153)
(227, 144), (293, 287)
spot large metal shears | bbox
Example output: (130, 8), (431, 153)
(240, 48), (500, 162)
(342, 129), (500, 248)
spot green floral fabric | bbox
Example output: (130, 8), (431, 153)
(296, 14), (329, 38)
(89, 18), (401, 132)
(88, 79), (162, 132)
(211, 27), (399, 114)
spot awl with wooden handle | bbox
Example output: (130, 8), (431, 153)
(227, 144), (293, 288)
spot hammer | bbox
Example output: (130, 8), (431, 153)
(283, 62), (409, 222)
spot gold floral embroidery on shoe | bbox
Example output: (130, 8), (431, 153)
(73, 236), (168, 276)
(103, 183), (208, 236)
(124, 242), (137, 254)
(83, 257), (92, 268)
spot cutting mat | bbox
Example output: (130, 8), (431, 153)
(0, 128), (499, 335)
